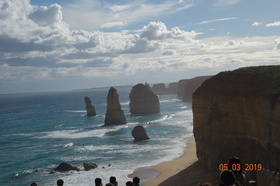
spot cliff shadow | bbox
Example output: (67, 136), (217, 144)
(158, 160), (219, 186)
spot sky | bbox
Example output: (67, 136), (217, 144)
(0, 0), (280, 94)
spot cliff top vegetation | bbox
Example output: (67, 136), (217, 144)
(234, 65), (280, 78)
(232, 65), (280, 100)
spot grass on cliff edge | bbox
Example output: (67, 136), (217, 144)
(234, 65), (280, 99)
(234, 65), (280, 78)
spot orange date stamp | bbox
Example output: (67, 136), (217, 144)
(219, 163), (263, 171)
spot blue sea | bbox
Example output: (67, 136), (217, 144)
(0, 86), (193, 186)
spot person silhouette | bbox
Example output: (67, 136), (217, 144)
(109, 176), (118, 186)
(132, 177), (140, 186)
(57, 179), (64, 186)
(227, 156), (245, 184)
(95, 178), (103, 186)
(220, 170), (240, 186)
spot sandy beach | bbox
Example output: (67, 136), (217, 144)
(129, 138), (219, 186)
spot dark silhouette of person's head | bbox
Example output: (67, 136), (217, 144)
(109, 176), (117, 185)
(57, 179), (64, 186)
(220, 170), (239, 186)
(228, 156), (243, 173)
(95, 178), (102, 186)
(30, 182), (37, 186)
(132, 177), (140, 185)
(126, 181), (133, 186)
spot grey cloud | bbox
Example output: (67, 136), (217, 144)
(274, 39), (280, 50)
(0, 34), (55, 52)
(2, 56), (58, 68)
(121, 36), (161, 54)
(62, 51), (117, 60)
(72, 37), (100, 50)
(162, 49), (176, 56)
(29, 4), (62, 27)
(83, 58), (114, 68)
(224, 40), (244, 47)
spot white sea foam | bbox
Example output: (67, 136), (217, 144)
(63, 142), (74, 148)
(65, 110), (86, 113)
(36, 123), (134, 139)
(120, 101), (129, 105)
(159, 98), (180, 103)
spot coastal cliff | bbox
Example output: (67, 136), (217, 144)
(178, 76), (212, 101)
(192, 66), (280, 175)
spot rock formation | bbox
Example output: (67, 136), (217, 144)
(84, 96), (96, 117)
(177, 76), (212, 101)
(54, 162), (79, 171)
(83, 162), (98, 171)
(192, 66), (280, 176)
(167, 82), (178, 94)
(152, 83), (167, 95)
(104, 87), (127, 126)
(129, 83), (160, 115)
(132, 125), (150, 141)
(152, 82), (178, 95)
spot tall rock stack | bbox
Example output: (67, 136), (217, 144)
(104, 87), (127, 126)
(84, 96), (96, 117)
(129, 83), (160, 115)
(192, 66), (280, 176)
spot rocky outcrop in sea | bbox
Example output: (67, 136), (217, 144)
(54, 162), (79, 171)
(104, 87), (127, 126)
(152, 83), (167, 95)
(129, 83), (160, 115)
(132, 125), (150, 141)
(192, 66), (280, 175)
(151, 82), (178, 95)
(83, 162), (98, 171)
(84, 96), (96, 117)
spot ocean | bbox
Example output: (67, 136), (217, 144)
(0, 85), (193, 186)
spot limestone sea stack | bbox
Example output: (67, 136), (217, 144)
(84, 96), (96, 117)
(152, 83), (167, 95)
(104, 87), (127, 126)
(129, 83), (160, 115)
(132, 125), (150, 141)
(192, 65), (280, 175)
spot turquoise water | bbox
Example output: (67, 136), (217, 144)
(0, 86), (193, 186)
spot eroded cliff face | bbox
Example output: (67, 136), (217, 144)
(192, 66), (280, 175)
(178, 76), (212, 101)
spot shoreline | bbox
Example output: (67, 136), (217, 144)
(129, 138), (219, 186)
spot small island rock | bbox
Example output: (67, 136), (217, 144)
(83, 162), (98, 171)
(54, 162), (79, 171)
(132, 125), (150, 141)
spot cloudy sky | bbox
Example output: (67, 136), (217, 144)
(0, 0), (280, 93)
